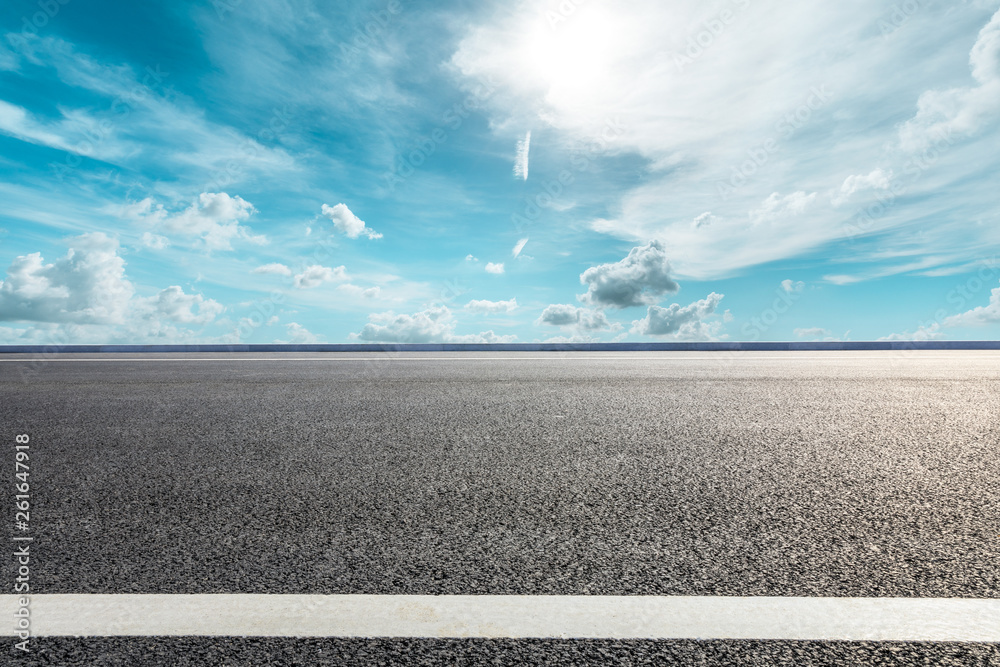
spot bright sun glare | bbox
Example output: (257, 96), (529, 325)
(520, 8), (621, 100)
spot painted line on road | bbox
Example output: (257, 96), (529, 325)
(5, 595), (1000, 640)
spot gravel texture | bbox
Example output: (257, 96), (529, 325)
(2, 352), (999, 663)
(13, 638), (1000, 666)
(1, 352), (998, 597)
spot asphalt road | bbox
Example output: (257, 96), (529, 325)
(2, 351), (999, 665)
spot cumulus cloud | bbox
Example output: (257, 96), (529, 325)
(630, 293), (724, 338)
(692, 212), (716, 229)
(138, 286), (224, 325)
(321, 203), (382, 239)
(943, 283), (1000, 326)
(252, 263), (292, 276)
(140, 232), (169, 250)
(124, 193), (267, 251)
(485, 262), (505, 274)
(837, 168), (892, 199)
(293, 265), (347, 289)
(0, 234), (226, 342)
(878, 323), (945, 341)
(513, 130), (531, 180)
(579, 241), (678, 309)
(356, 305), (517, 343)
(465, 298), (518, 313)
(781, 279), (805, 293)
(536, 304), (618, 331)
(899, 8), (1000, 152)
(277, 322), (324, 344)
(465, 254), (478, 262)
(164, 192), (267, 250)
(0, 232), (133, 324)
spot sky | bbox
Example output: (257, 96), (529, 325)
(1, 0), (999, 345)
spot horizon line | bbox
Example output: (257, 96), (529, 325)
(1, 341), (999, 353)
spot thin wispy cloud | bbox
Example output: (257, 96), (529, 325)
(513, 130), (531, 181)
(512, 237), (529, 258)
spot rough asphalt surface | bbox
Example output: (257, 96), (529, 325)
(2, 351), (999, 665)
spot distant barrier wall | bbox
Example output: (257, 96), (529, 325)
(1, 342), (999, 353)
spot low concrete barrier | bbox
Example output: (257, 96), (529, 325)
(1, 341), (999, 353)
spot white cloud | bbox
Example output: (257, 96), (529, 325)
(878, 323), (946, 341)
(465, 298), (518, 313)
(899, 8), (1000, 152)
(630, 293), (725, 339)
(836, 168), (892, 203)
(321, 203), (382, 240)
(293, 265), (348, 289)
(512, 237), (529, 258)
(513, 130), (531, 180)
(823, 274), (864, 285)
(140, 232), (170, 250)
(453, 2), (998, 280)
(943, 283), (1000, 326)
(0, 232), (133, 324)
(123, 193), (267, 251)
(536, 304), (618, 331)
(356, 305), (517, 343)
(692, 212), (716, 229)
(3, 35), (295, 189)
(137, 286), (225, 325)
(750, 191), (818, 226)
(485, 262), (505, 274)
(0, 99), (80, 154)
(276, 322), (325, 344)
(781, 279), (805, 293)
(465, 254), (479, 262)
(579, 241), (678, 308)
(337, 283), (381, 299)
(252, 263), (292, 276)
(0, 43), (17, 71)
(0, 234), (226, 342)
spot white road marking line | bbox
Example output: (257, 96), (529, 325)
(5, 595), (999, 640)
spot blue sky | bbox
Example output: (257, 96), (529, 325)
(1, 0), (999, 344)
